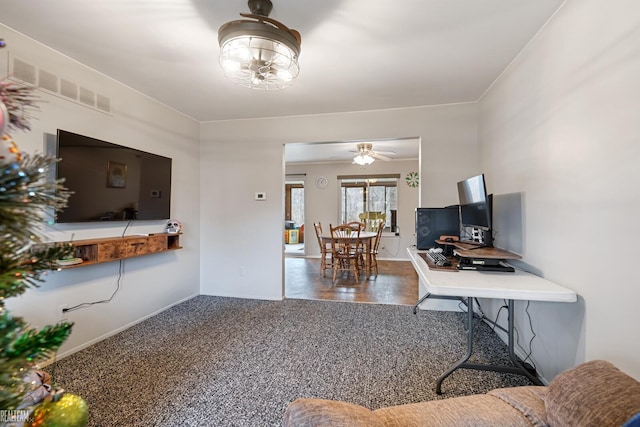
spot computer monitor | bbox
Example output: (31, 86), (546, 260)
(457, 174), (493, 246)
(415, 207), (460, 250)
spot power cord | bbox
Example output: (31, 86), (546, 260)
(455, 297), (539, 376)
(474, 298), (538, 374)
(121, 219), (132, 237)
(521, 301), (537, 370)
(498, 299), (538, 374)
(384, 235), (402, 257)
(62, 259), (124, 314)
(62, 221), (132, 314)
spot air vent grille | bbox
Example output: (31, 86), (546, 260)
(60, 79), (78, 100)
(79, 87), (95, 107)
(13, 58), (37, 84)
(96, 94), (111, 113)
(38, 69), (58, 92)
(9, 56), (112, 115)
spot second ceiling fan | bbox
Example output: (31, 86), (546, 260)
(351, 143), (395, 165)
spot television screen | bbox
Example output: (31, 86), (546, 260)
(54, 129), (172, 223)
(457, 173), (490, 230)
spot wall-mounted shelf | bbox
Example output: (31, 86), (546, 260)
(48, 233), (181, 269)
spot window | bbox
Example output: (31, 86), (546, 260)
(338, 174), (399, 230)
(285, 183), (304, 225)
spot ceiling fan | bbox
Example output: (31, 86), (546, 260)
(350, 143), (395, 165)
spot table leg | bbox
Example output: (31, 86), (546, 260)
(435, 298), (543, 394)
(505, 300), (542, 385)
(366, 239), (372, 276)
(413, 293), (431, 314)
(436, 297), (474, 394)
(360, 239), (371, 278)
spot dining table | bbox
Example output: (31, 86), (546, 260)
(320, 231), (378, 278)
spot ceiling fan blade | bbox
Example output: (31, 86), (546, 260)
(374, 150), (396, 155)
(372, 152), (392, 161)
(239, 13), (302, 44)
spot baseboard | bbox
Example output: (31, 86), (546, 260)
(199, 291), (283, 301)
(42, 292), (200, 365)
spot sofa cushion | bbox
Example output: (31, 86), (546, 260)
(283, 398), (385, 427)
(489, 386), (548, 426)
(546, 360), (640, 427)
(373, 394), (534, 426)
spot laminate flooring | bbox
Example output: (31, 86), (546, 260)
(284, 257), (419, 306)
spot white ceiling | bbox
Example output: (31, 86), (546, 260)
(1, 0), (564, 162)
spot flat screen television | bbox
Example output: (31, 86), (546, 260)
(53, 129), (172, 223)
(457, 173), (492, 246)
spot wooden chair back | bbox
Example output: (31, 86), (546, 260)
(360, 212), (387, 232)
(329, 223), (362, 282)
(346, 221), (366, 232)
(329, 224), (361, 257)
(313, 222), (323, 248)
(372, 220), (385, 253)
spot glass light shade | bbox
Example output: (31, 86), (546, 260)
(219, 20), (300, 90)
(353, 153), (375, 166)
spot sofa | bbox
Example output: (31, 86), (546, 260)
(283, 360), (640, 426)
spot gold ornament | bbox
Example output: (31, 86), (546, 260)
(26, 393), (88, 427)
(1, 134), (22, 165)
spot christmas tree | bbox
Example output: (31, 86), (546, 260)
(1, 39), (88, 426)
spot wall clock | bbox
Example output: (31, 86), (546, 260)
(405, 172), (419, 188)
(315, 176), (328, 189)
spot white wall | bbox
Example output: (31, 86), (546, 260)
(200, 104), (478, 299)
(8, 0), (635, 384)
(478, 0), (640, 380)
(286, 159), (419, 260)
(1, 25), (201, 358)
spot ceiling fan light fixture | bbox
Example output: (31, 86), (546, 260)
(218, 0), (301, 90)
(353, 153), (375, 166)
(352, 142), (376, 165)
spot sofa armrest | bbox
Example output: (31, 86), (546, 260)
(546, 360), (640, 427)
(283, 398), (385, 427)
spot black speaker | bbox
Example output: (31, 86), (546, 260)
(415, 207), (460, 250)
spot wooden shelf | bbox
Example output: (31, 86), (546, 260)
(48, 233), (182, 269)
(436, 240), (521, 260)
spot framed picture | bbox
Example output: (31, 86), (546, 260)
(107, 161), (127, 188)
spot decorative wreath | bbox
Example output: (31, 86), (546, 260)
(405, 172), (419, 188)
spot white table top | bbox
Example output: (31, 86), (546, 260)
(407, 247), (577, 303)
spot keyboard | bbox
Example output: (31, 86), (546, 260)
(425, 250), (451, 266)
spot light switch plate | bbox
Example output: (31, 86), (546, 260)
(255, 192), (266, 201)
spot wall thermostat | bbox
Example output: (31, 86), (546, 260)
(255, 192), (267, 201)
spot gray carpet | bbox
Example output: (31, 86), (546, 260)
(48, 296), (533, 426)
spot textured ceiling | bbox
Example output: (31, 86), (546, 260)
(0, 0), (565, 123)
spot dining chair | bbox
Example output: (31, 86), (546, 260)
(345, 221), (367, 268)
(313, 222), (332, 277)
(329, 223), (361, 283)
(368, 221), (385, 277)
(359, 212), (386, 232)
(346, 221), (366, 232)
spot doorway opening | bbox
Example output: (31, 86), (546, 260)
(285, 180), (305, 257)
